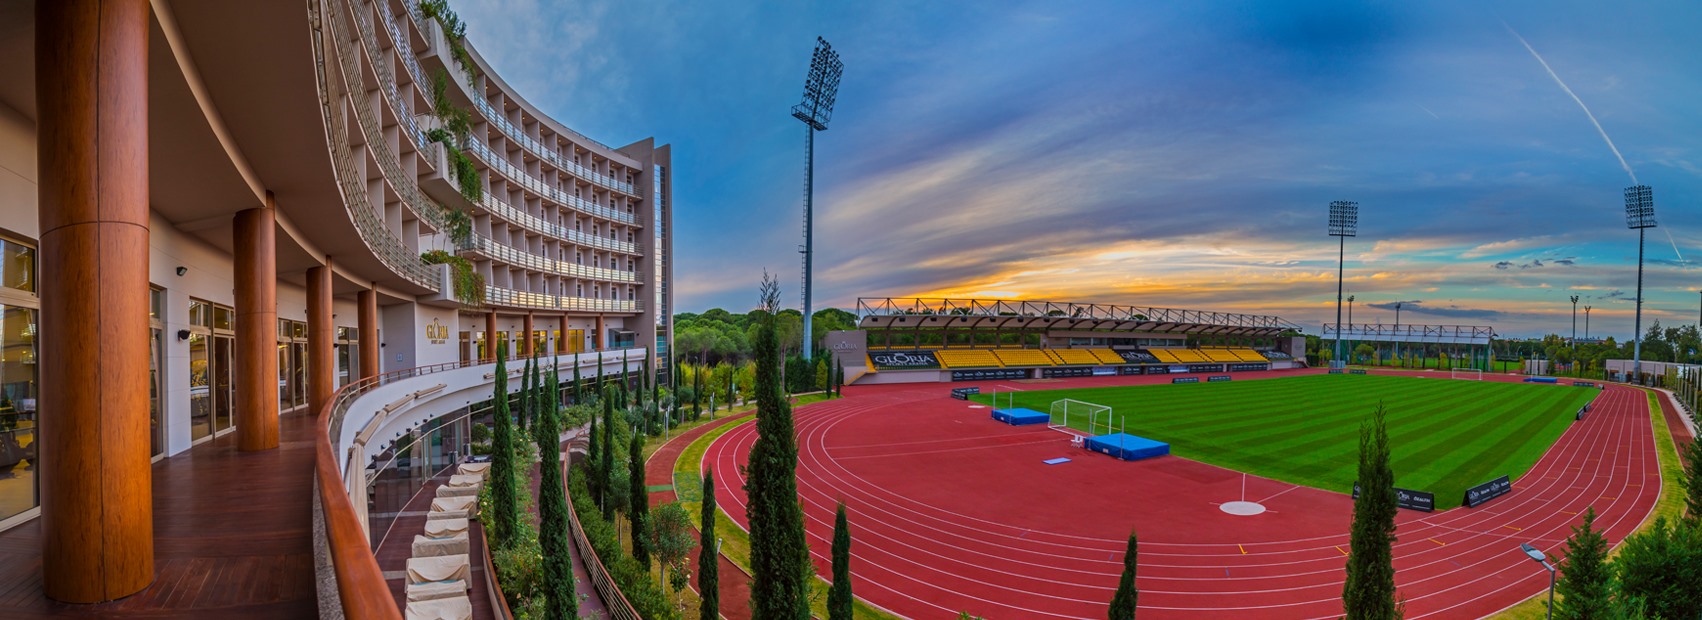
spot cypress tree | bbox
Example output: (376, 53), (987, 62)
(1342, 404), (1400, 619)
(488, 341), (520, 548)
(533, 365), (577, 619)
(1554, 507), (1611, 620)
(746, 274), (812, 620)
(829, 502), (853, 620)
(587, 416), (601, 505)
(600, 386), (617, 520)
(518, 354), (533, 431)
(1108, 531), (1138, 620)
(629, 432), (651, 569)
(572, 352), (583, 404)
(699, 467), (720, 620)
(1682, 434), (1701, 525)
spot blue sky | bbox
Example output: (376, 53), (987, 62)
(457, 0), (1702, 339)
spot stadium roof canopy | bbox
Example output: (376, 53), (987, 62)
(1319, 323), (1496, 345)
(855, 297), (1305, 337)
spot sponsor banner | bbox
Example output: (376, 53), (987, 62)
(1349, 369), (1368, 375)
(1576, 404), (1590, 421)
(950, 387), (980, 401)
(1043, 367), (1095, 379)
(869, 350), (941, 370)
(1354, 483), (1435, 512)
(1092, 366), (1117, 376)
(1573, 381), (1597, 388)
(1119, 365), (1164, 376)
(1328, 369), (1345, 374)
(1228, 363), (1269, 372)
(1172, 377), (1200, 384)
(1207, 375), (1232, 383)
(1187, 364), (1224, 373)
(1169, 365), (1191, 374)
(951, 368), (1028, 382)
(1117, 350), (1160, 364)
(1463, 475), (1512, 508)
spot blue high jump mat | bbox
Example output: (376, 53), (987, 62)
(1043, 457), (1071, 465)
(992, 408), (1049, 425)
(1086, 433), (1170, 461)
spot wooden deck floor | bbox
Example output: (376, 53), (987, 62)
(0, 412), (319, 618)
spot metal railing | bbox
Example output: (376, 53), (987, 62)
(1318, 323), (1497, 345)
(484, 285), (642, 313)
(856, 297), (1306, 332)
(464, 235), (640, 284)
(480, 194), (639, 254)
(563, 434), (641, 620)
(463, 137), (639, 226)
(312, 0), (439, 290)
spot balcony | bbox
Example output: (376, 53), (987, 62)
(464, 235), (640, 284)
(484, 285), (642, 313)
(463, 138), (639, 226)
(479, 194), (640, 254)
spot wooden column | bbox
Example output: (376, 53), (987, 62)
(307, 265), (335, 415)
(36, 0), (154, 602)
(358, 287), (378, 379)
(521, 313), (534, 357)
(594, 314), (605, 350)
(485, 312), (498, 361)
(234, 205), (278, 452)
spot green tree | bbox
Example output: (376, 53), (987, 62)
(587, 415), (601, 506)
(629, 432), (651, 569)
(1615, 517), (1702, 619)
(519, 354), (533, 431)
(649, 502), (697, 598)
(600, 387), (617, 521)
(699, 468), (720, 620)
(746, 274), (813, 620)
(488, 342), (520, 548)
(532, 365), (577, 619)
(829, 503), (853, 620)
(1682, 434), (1702, 525)
(1554, 507), (1611, 620)
(1108, 531), (1138, 620)
(1343, 404), (1401, 619)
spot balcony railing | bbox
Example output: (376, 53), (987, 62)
(395, 0), (639, 196)
(464, 236), (640, 284)
(485, 285), (642, 313)
(313, 0), (439, 291)
(464, 138), (638, 226)
(481, 194), (640, 254)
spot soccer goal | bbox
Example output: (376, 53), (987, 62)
(1049, 399), (1116, 438)
(1450, 368), (1483, 381)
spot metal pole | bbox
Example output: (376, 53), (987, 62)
(1545, 565), (1556, 620)
(801, 126), (815, 362)
(1394, 303), (1402, 367)
(1333, 234), (1345, 367)
(1634, 227), (1645, 382)
(1348, 296), (1355, 363)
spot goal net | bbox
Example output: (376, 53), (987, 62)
(1049, 399), (1115, 437)
(1450, 368), (1483, 381)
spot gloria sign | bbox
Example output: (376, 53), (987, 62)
(1463, 475), (1512, 508)
(425, 318), (450, 345)
(869, 350), (940, 369)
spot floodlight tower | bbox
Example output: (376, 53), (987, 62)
(1570, 295), (1580, 353)
(1625, 185), (1656, 382)
(1584, 305), (1592, 340)
(1329, 201), (1359, 369)
(791, 37), (843, 362)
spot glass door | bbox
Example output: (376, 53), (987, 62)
(212, 335), (235, 435)
(150, 328), (163, 458)
(188, 333), (211, 442)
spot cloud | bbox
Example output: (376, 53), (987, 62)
(1366, 300), (1503, 320)
(1494, 261), (1514, 270)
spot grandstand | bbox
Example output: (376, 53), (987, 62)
(829, 297), (1309, 385)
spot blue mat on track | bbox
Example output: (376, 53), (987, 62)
(992, 408), (1049, 425)
(1043, 458), (1071, 465)
(1523, 377), (1558, 384)
(1086, 433), (1170, 461)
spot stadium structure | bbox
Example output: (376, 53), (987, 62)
(825, 297), (1309, 384)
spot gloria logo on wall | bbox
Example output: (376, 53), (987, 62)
(425, 318), (450, 345)
(869, 350), (940, 369)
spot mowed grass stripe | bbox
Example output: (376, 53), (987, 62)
(973, 375), (1594, 509)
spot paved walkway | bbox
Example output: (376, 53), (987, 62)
(646, 411), (757, 620)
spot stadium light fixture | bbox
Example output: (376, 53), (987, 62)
(1519, 543), (1557, 620)
(1328, 201), (1359, 369)
(1584, 305), (1592, 340)
(1624, 185), (1656, 383)
(792, 36), (844, 362)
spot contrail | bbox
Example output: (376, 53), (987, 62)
(1504, 23), (1637, 184)
(1416, 104), (1440, 120)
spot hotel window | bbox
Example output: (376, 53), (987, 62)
(149, 286), (164, 460)
(0, 235), (38, 528)
(336, 326), (358, 387)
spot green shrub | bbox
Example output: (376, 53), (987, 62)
(569, 466), (680, 620)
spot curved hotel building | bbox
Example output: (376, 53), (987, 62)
(0, 0), (670, 615)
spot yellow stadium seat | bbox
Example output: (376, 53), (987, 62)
(993, 349), (1056, 367)
(1150, 349), (1182, 363)
(1091, 349), (1125, 364)
(1202, 349), (1240, 363)
(1233, 348), (1268, 362)
(935, 349), (1002, 368)
(1054, 349), (1102, 366)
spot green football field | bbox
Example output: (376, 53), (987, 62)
(973, 374), (1600, 510)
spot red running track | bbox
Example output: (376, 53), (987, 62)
(702, 370), (1662, 619)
